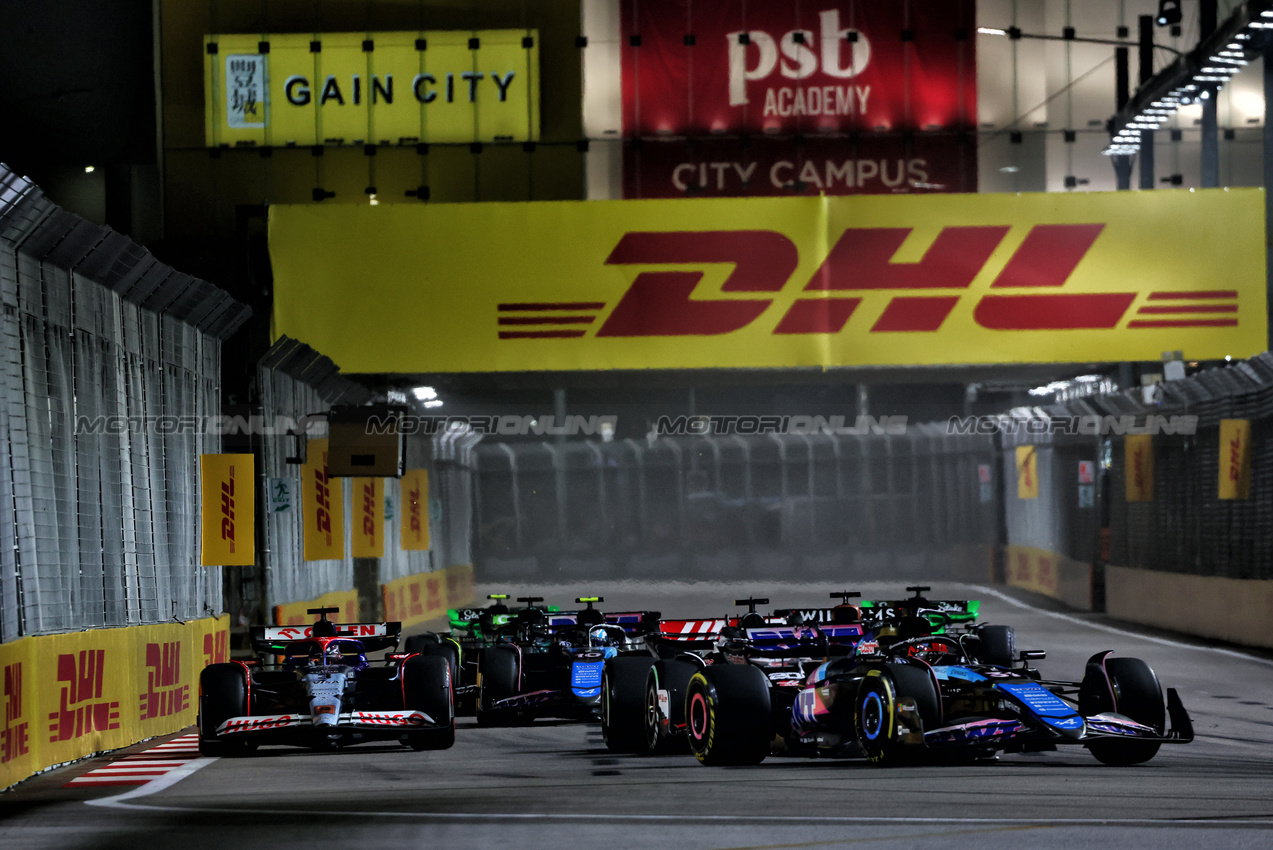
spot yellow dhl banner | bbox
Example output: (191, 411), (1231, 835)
(1125, 434), (1155, 502)
(1219, 419), (1253, 500)
(400, 469), (430, 551)
(381, 563), (475, 629)
(352, 478), (385, 558)
(302, 439), (345, 561)
(204, 31), (539, 147)
(269, 190), (1266, 372)
(200, 454), (254, 566)
(0, 614), (229, 791)
(1015, 446), (1039, 500)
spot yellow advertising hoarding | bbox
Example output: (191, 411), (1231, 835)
(302, 438), (345, 561)
(204, 31), (539, 147)
(1, 614), (229, 791)
(1125, 434), (1155, 502)
(270, 190), (1266, 372)
(1015, 446), (1039, 500)
(352, 477), (385, 558)
(200, 454), (255, 566)
(400, 469), (430, 551)
(1219, 419), (1253, 500)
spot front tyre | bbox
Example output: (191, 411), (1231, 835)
(475, 646), (520, 727)
(685, 665), (771, 766)
(1086, 657), (1164, 766)
(198, 664), (250, 757)
(601, 657), (655, 752)
(403, 655), (456, 750)
(855, 664), (938, 766)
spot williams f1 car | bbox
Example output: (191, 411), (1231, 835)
(197, 608), (455, 754)
(476, 597), (659, 725)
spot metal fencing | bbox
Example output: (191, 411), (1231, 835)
(0, 162), (249, 641)
(472, 426), (999, 582)
(256, 338), (477, 618)
(1003, 353), (1273, 582)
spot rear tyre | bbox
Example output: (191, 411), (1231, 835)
(646, 660), (696, 754)
(685, 665), (771, 766)
(1086, 657), (1164, 766)
(855, 663), (939, 766)
(403, 655), (456, 750)
(975, 625), (1016, 668)
(476, 646), (520, 727)
(601, 657), (655, 752)
(198, 664), (250, 757)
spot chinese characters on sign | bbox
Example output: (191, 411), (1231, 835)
(225, 54), (266, 128)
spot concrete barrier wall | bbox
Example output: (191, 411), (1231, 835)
(0, 614), (230, 790)
(1003, 546), (1093, 612)
(1106, 566), (1273, 650)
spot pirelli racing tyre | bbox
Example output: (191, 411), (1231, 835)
(685, 665), (771, 766)
(855, 663), (940, 766)
(974, 625), (1016, 668)
(198, 664), (251, 757)
(646, 659), (696, 754)
(476, 646), (520, 727)
(601, 657), (656, 752)
(403, 655), (456, 750)
(406, 635), (461, 699)
(1086, 657), (1165, 766)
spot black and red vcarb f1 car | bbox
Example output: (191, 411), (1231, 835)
(197, 608), (454, 754)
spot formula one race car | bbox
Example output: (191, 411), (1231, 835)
(601, 588), (1010, 755)
(476, 597), (660, 725)
(600, 596), (864, 753)
(684, 621), (1194, 767)
(197, 608), (455, 755)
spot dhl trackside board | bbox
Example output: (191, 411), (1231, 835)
(269, 190), (1266, 372)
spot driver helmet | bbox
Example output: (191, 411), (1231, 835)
(589, 625), (613, 647)
(325, 643), (344, 664)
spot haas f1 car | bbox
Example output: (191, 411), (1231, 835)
(197, 608), (455, 754)
(683, 614), (1194, 767)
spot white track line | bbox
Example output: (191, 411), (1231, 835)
(967, 584), (1273, 667)
(74, 802), (1273, 827)
(85, 758), (217, 808)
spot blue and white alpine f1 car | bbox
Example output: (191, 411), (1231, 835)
(684, 624), (1194, 766)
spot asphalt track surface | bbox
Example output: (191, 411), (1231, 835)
(4, 580), (1273, 850)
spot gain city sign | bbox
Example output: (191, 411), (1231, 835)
(204, 31), (539, 146)
(268, 189), (1266, 373)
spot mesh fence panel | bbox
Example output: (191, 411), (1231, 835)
(0, 162), (240, 639)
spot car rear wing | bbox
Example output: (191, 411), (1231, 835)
(547, 611), (661, 633)
(859, 599), (980, 626)
(250, 622), (403, 654)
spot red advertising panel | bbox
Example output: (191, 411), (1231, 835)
(620, 0), (976, 198)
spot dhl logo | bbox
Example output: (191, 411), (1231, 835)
(220, 466), (236, 552)
(2, 662), (28, 764)
(139, 641), (189, 721)
(407, 484), (423, 539)
(48, 650), (120, 743)
(314, 456), (333, 545)
(496, 226), (1240, 339)
(361, 481), (377, 547)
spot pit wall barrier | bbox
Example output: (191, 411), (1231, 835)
(382, 564), (475, 631)
(1105, 566), (1273, 650)
(1002, 546), (1095, 612)
(0, 614), (230, 790)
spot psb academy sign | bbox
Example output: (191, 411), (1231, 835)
(204, 31), (540, 146)
(269, 188), (1266, 372)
